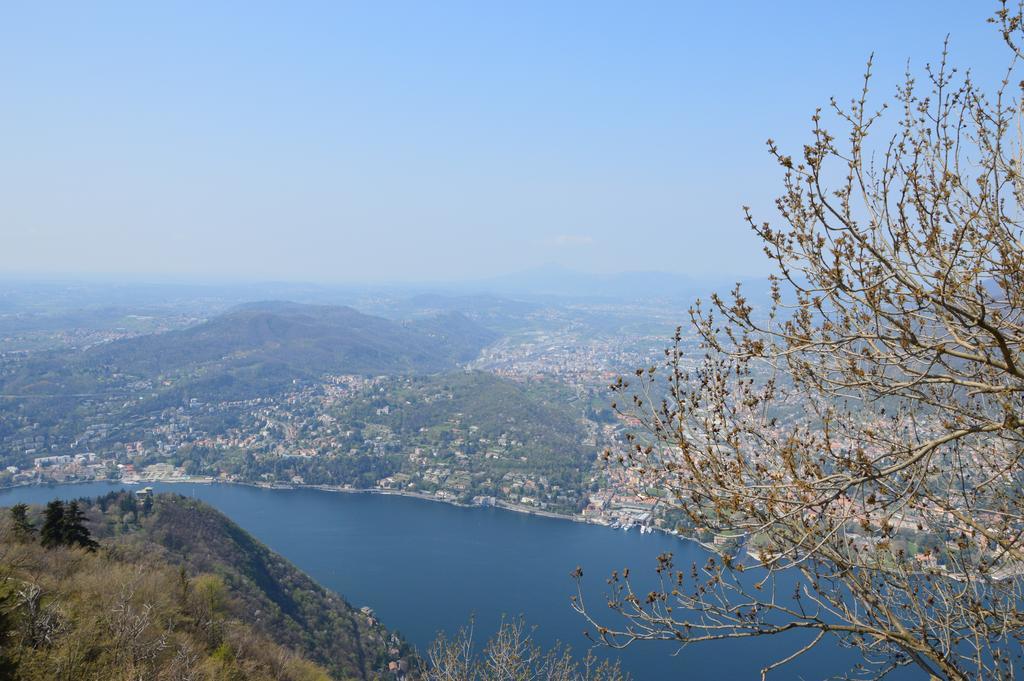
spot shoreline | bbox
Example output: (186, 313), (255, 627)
(0, 476), (696, 543)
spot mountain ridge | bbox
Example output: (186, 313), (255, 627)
(85, 301), (497, 379)
(0, 302), (499, 405)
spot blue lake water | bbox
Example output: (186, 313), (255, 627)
(0, 482), (916, 680)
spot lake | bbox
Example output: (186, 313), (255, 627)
(0, 482), (911, 680)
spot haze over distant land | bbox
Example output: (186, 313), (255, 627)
(0, 2), (1006, 283)
(0, 266), (774, 316)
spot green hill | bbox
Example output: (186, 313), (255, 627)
(0, 301), (498, 409)
(234, 371), (599, 511)
(0, 492), (419, 680)
(85, 301), (497, 381)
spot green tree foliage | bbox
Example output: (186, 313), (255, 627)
(8, 504), (34, 542)
(61, 501), (98, 552)
(37, 500), (64, 549)
(37, 500), (98, 552)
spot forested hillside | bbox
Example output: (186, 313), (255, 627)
(0, 302), (499, 450)
(83, 302), (495, 379)
(0, 492), (419, 680)
(0, 302), (497, 404)
(205, 371), (599, 511)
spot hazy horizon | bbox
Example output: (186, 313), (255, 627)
(1, 2), (1008, 283)
(0, 262), (768, 287)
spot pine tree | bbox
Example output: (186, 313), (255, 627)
(61, 501), (98, 552)
(39, 500), (65, 548)
(9, 503), (35, 542)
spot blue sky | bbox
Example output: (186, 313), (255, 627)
(0, 2), (1011, 283)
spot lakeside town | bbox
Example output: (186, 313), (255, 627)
(0, 300), (977, 574)
(0, 304), (687, 535)
(4, 421), (666, 534)
(4, 398), (969, 576)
